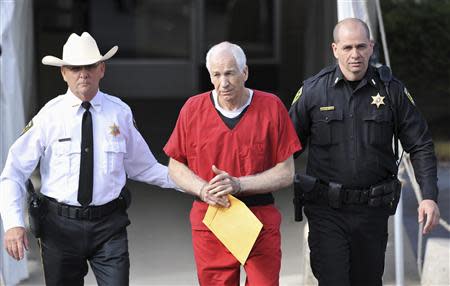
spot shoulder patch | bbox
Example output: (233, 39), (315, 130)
(291, 87), (303, 105)
(404, 87), (415, 106)
(22, 120), (33, 135)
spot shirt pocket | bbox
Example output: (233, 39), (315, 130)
(310, 110), (343, 146)
(52, 141), (80, 177)
(52, 142), (71, 176)
(103, 140), (127, 174)
(363, 112), (393, 145)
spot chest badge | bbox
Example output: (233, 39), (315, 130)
(109, 123), (120, 137)
(371, 93), (385, 108)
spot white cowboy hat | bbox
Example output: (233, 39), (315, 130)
(42, 32), (118, 67)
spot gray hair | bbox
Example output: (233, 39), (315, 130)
(333, 18), (371, 43)
(205, 41), (247, 73)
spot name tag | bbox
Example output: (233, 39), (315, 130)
(58, 137), (71, 142)
(320, 106), (335, 111)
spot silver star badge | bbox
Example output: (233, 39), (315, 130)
(371, 93), (385, 108)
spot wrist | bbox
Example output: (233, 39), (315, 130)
(199, 183), (207, 201)
(232, 178), (242, 195)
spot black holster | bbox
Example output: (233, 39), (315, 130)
(27, 180), (46, 238)
(368, 177), (402, 215)
(118, 187), (132, 211)
(293, 173), (318, 221)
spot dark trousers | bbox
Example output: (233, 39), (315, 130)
(304, 204), (390, 286)
(40, 208), (131, 286)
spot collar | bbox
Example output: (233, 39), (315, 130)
(365, 66), (379, 88)
(212, 89), (253, 118)
(65, 89), (103, 115)
(331, 65), (378, 89)
(331, 65), (345, 87)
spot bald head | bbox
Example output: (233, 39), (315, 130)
(333, 18), (370, 43)
(331, 17), (374, 81)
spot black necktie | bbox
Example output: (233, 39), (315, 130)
(78, 101), (93, 206)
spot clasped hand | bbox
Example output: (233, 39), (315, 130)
(199, 165), (241, 208)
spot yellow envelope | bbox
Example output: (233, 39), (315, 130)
(202, 195), (263, 265)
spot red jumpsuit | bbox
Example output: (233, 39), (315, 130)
(164, 90), (301, 285)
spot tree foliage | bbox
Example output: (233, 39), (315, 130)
(381, 0), (450, 139)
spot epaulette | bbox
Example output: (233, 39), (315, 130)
(373, 71), (403, 94)
(389, 76), (402, 86)
(41, 94), (65, 110)
(103, 93), (131, 112)
(387, 76), (415, 107)
(291, 66), (336, 105)
(305, 65), (336, 84)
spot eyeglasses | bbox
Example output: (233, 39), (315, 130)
(64, 62), (101, 72)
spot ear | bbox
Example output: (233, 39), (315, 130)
(331, 43), (338, 59)
(60, 67), (68, 83)
(368, 40), (375, 56)
(99, 62), (106, 79)
(242, 65), (249, 82)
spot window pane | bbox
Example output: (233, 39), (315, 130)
(90, 0), (191, 58)
(205, 0), (274, 58)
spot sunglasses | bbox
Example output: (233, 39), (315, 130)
(64, 62), (101, 72)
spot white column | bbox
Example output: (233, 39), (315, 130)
(1, 0), (35, 284)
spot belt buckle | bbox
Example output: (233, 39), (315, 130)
(78, 207), (91, 220)
(58, 204), (67, 217)
(346, 189), (362, 204)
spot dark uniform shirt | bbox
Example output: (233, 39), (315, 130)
(289, 64), (438, 201)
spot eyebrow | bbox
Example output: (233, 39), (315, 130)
(342, 43), (368, 49)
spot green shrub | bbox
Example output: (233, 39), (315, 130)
(381, 0), (450, 140)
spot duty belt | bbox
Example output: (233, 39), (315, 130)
(305, 183), (370, 206)
(294, 173), (402, 216)
(44, 196), (120, 220)
(304, 177), (401, 210)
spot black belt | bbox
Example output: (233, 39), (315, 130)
(239, 193), (274, 206)
(44, 196), (120, 220)
(341, 188), (370, 204)
(195, 193), (274, 206)
(306, 183), (370, 206)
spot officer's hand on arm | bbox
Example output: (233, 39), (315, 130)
(4, 226), (29, 260)
(418, 199), (440, 234)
